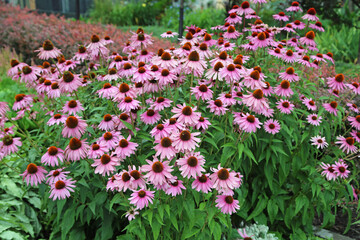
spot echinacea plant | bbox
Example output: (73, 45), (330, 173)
(1, 1), (359, 239)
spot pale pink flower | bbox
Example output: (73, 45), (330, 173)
(171, 130), (201, 152)
(129, 189), (155, 210)
(20, 163), (47, 186)
(215, 195), (240, 215)
(41, 146), (64, 167)
(114, 135), (138, 159)
(263, 119), (281, 134)
(141, 158), (173, 185)
(335, 136), (358, 154)
(49, 178), (76, 200)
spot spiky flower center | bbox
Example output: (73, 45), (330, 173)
(306, 31), (315, 40)
(69, 138), (82, 150)
(91, 34), (100, 43)
(307, 8), (316, 15)
(10, 59), (19, 67)
(146, 109), (155, 117)
(330, 101), (338, 109)
(227, 26), (235, 33)
(250, 70), (260, 80)
(214, 100), (223, 107)
(257, 32), (266, 41)
(63, 71), (74, 83)
(130, 170), (141, 180)
(54, 114), (62, 119)
(182, 106), (193, 116)
(335, 74), (344, 83)
(68, 100), (77, 108)
(225, 196), (234, 204)
(161, 69), (170, 77)
(252, 89), (263, 99)
(188, 51), (200, 61)
(346, 137), (354, 145)
(101, 154), (111, 164)
(286, 50), (293, 56)
(48, 146), (58, 156)
(43, 40), (54, 51)
(123, 63), (132, 70)
(161, 137), (172, 147)
(138, 190), (146, 198)
(187, 156), (198, 167)
(241, 1), (249, 9)
(92, 144), (100, 150)
(122, 172), (131, 182)
(66, 116), (78, 129)
(217, 168), (229, 180)
(180, 130), (191, 141)
(2, 135), (13, 146)
(280, 80), (290, 89)
(26, 163), (38, 174)
(214, 62), (224, 71)
(282, 102), (290, 108)
(119, 139), (129, 148)
(119, 83), (130, 93)
(103, 132), (113, 141)
(55, 180), (66, 189)
(152, 161), (164, 173)
(247, 115), (255, 123)
(15, 94), (25, 102)
(286, 67), (294, 75)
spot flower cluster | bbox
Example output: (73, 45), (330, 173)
(1, 0), (359, 228)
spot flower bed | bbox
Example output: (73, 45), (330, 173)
(0, 1), (359, 239)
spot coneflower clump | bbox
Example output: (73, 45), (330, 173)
(2, 1), (359, 239)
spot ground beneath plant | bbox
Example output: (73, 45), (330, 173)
(313, 202), (360, 240)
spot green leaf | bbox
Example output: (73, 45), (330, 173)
(120, 119), (137, 136)
(213, 222), (222, 240)
(267, 199), (278, 224)
(152, 218), (161, 240)
(170, 215), (178, 231)
(243, 147), (257, 164)
(247, 196), (267, 220)
(295, 194), (309, 215)
(110, 193), (122, 211)
(203, 137), (219, 150)
(61, 208), (75, 238)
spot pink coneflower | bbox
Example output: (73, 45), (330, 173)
(128, 165), (146, 190)
(307, 114), (322, 126)
(99, 131), (121, 150)
(12, 94), (33, 111)
(138, 49), (153, 62)
(35, 40), (62, 60)
(310, 21), (324, 32)
(59, 71), (82, 93)
(20, 65), (40, 83)
(141, 158), (173, 185)
(277, 99), (294, 114)
(279, 67), (299, 82)
(300, 31), (316, 47)
(0, 135), (22, 156)
(62, 116), (87, 138)
(98, 114), (118, 131)
(118, 97), (141, 112)
(311, 54), (326, 63)
(192, 174), (213, 193)
(235, 113), (262, 133)
(333, 160), (350, 179)
(195, 116), (211, 132)
(219, 64), (243, 82)
(224, 25), (241, 39)
(208, 100), (228, 116)
(160, 31), (178, 38)
(264, 119), (281, 134)
(262, 82), (274, 97)
(286, 1), (302, 12)
(64, 138), (90, 161)
(268, 48), (283, 59)
(92, 154), (121, 176)
(49, 178), (76, 200)
(46, 168), (70, 184)
(156, 69), (177, 85)
(129, 189), (155, 210)
(238, 229), (254, 239)
(310, 136), (328, 149)
(282, 24), (296, 33)
(320, 162), (337, 181)
(0, 102), (9, 117)
(348, 115), (360, 130)
(62, 100), (84, 115)
(47, 82), (61, 99)
(302, 8), (319, 21)
(151, 97), (172, 111)
(234, 1), (255, 15)
(347, 103), (359, 113)
(154, 137), (177, 160)
(171, 104), (201, 126)
(218, 93), (237, 107)
(88, 142), (107, 159)
(106, 174), (120, 191)
(191, 84), (214, 101)
(253, 32), (270, 48)
(125, 208), (139, 221)
(335, 136), (358, 154)
(7, 59), (27, 78)
(215, 195), (240, 215)
(47, 113), (67, 126)
(114, 136), (138, 159)
(60, 60), (79, 72)
(20, 163), (47, 186)
(183, 51), (207, 76)
(282, 50), (298, 63)
(41, 146), (64, 167)
(150, 124), (172, 140)
(177, 151), (205, 179)
(165, 178), (186, 196)
(302, 98), (317, 111)
(171, 130), (201, 152)
(87, 34), (105, 51)
(242, 70), (266, 90)
(346, 82), (360, 95)
(327, 74), (345, 91)
(73, 45), (88, 61)
(119, 63), (136, 78)
(140, 109), (161, 125)
(210, 164), (241, 191)
(103, 68), (119, 81)
(133, 66), (153, 83)
(114, 83), (137, 101)
(323, 101), (338, 116)
(275, 80), (293, 97)
(297, 55), (312, 67)
(225, 12), (242, 24)
(273, 12), (289, 21)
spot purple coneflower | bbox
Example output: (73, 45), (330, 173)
(263, 119), (281, 134)
(129, 189), (155, 210)
(20, 163), (47, 186)
(215, 195), (240, 215)
(49, 178), (76, 200)
(310, 136), (328, 149)
(41, 146), (64, 167)
(64, 138), (90, 161)
(335, 136), (358, 154)
(92, 154), (121, 176)
(141, 158), (173, 185)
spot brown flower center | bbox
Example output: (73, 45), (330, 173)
(146, 109), (155, 117)
(92, 144), (100, 150)
(152, 161), (164, 173)
(305, 31), (315, 40)
(346, 137), (354, 145)
(161, 69), (170, 77)
(103, 132), (113, 141)
(225, 196), (234, 204)
(214, 100), (223, 107)
(91, 34), (100, 43)
(130, 170), (141, 180)
(214, 62), (224, 71)
(335, 74), (344, 83)
(286, 67), (294, 75)
(66, 116), (79, 128)
(68, 100), (77, 108)
(187, 156), (198, 167)
(227, 26), (236, 33)
(219, 51), (228, 60)
(188, 51), (200, 61)
(101, 154), (111, 164)
(280, 80), (290, 89)
(246, 115), (255, 123)
(182, 106), (193, 116)
(250, 70), (260, 80)
(119, 83), (130, 93)
(48, 146), (58, 156)
(241, 1), (250, 9)
(330, 101), (338, 109)
(10, 59), (19, 68)
(252, 89), (263, 99)
(122, 172), (131, 182)
(123, 63), (132, 70)
(160, 137), (172, 147)
(286, 50), (293, 57)
(26, 163), (38, 174)
(180, 130), (191, 141)
(156, 124), (164, 130)
(53, 170), (60, 176)
(15, 94), (25, 102)
(138, 190), (146, 198)
(2, 135), (13, 146)
(282, 102), (290, 108)
(120, 113), (129, 120)
(42, 40), (54, 51)
(55, 180), (65, 189)
(307, 8), (316, 15)
(119, 139), (129, 148)
(69, 138), (82, 150)
(217, 168), (229, 180)
(63, 71), (74, 83)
